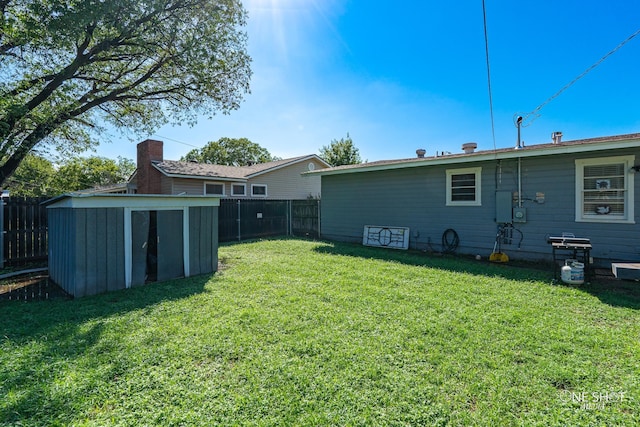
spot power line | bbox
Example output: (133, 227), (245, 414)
(481, 0), (497, 151)
(152, 134), (200, 149)
(520, 27), (640, 127)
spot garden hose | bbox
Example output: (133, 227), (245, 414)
(442, 228), (459, 254)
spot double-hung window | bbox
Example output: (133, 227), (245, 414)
(446, 167), (482, 206)
(575, 156), (634, 223)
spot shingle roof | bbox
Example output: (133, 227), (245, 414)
(153, 155), (328, 180)
(73, 183), (130, 194)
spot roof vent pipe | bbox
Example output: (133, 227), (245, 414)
(462, 142), (477, 154)
(515, 116), (523, 149)
(551, 131), (563, 144)
(416, 148), (426, 158)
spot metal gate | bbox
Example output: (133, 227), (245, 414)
(218, 199), (320, 242)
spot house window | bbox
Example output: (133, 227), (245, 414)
(575, 156), (635, 223)
(231, 183), (246, 196)
(204, 182), (225, 196)
(446, 167), (482, 206)
(251, 184), (267, 197)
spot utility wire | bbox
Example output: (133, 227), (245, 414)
(152, 134), (200, 149)
(481, 0), (497, 151)
(521, 27), (640, 126)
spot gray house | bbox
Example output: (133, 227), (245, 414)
(135, 139), (330, 199)
(46, 194), (219, 298)
(309, 132), (640, 268)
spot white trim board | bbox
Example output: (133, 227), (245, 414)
(45, 194), (220, 209)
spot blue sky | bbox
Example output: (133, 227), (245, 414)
(95, 0), (640, 163)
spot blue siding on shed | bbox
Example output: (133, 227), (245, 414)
(321, 148), (639, 265)
(48, 207), (126, 297)
(48, 208), (77, 296)
(189, 206), (219, 276)
(48, 202), (219, 298)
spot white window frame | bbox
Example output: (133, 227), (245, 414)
(204, 182), (225, 196)
(231, 183), (246, 196)
(575, 155), (635, 224)
(446, 167), (482, 206)
(251, 184), (268, 198)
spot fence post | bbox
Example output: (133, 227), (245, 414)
(0, 196), (4, 269)
(317, 199), (321, 239)
(236, 199), (241, 242)
(288, 200), (292, 236)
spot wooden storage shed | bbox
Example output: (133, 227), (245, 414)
(45, 194), (220, 298)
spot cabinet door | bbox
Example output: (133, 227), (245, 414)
(157, 210), (184, 282)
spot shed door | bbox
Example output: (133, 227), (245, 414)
(157, 210), (184, 282)
(131, 211), (150, 286)
(130, 209), (184, 285)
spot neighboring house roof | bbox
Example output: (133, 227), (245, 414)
(73, 183), (132, 195)
(307, 133), (640, 176)
(153, 154), (330, 181)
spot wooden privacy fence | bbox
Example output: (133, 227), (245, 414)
(291, 199), (320, 239)
(1, 196), (49, 267)
(0, 197), (321, 266)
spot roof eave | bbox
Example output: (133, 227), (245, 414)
(310, 137), (640, 176)
(246, 155), (331, 178)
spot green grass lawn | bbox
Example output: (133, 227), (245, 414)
(1, 238), (639, 426)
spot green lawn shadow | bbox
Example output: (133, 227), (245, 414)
(311, 239), (640, 310)
(0, 274), (213, 425)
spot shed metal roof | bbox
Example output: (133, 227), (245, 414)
(43, 193), (221, 209)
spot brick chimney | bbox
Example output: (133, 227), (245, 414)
(136, 139), (164, 194)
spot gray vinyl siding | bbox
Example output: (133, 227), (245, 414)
(321, 166), (497, 255)
(167, 177), (208, 195)
(321, 148), (639, 265)
(48, 207), (126, 297)
(166, 178), (239, 196)
(161, 175), (173, 195)
(248, 159), (325, 199)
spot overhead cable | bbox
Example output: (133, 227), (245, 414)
(519, 27), (640, 127)
(481, 0), (497, 151)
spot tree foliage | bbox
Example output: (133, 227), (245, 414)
(5, 155), (136, 196)
(181, 137), (277, 165)
(54, 156), (136, 194)
(319, 133), (362, 166)
(4, 153), (56, 196)
(0, 0), (251, 186)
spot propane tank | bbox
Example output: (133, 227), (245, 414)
(561, 259), (584, 285)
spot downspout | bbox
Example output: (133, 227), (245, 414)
(518, 157), (523, 208)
